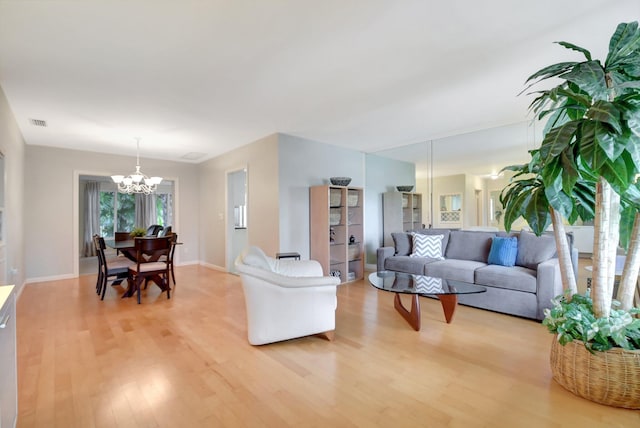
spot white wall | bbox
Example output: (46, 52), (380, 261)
(278, 134), (365, 259)
(198, 134), (279, 269)
(364, 154), (415, 264)
(464, 175), (483, 228)
(24, 145), (200, 281)
(0, 86), (25, 294)
(426, 174), (465, 228)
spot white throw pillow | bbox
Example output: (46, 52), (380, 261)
(410, 234), (445, 260)
(242, 246), (273, 271)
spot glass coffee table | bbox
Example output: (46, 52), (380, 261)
(368, 271), (486, 331)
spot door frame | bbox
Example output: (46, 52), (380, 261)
(225, 166), (248, 273)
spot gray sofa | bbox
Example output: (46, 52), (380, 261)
(376, 229), (578, 321)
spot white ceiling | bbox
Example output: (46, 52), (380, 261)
(0, 1), (638, 171)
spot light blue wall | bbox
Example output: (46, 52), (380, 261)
(277, 134), (414, 265)
(364, 154), (415, 265)
(278, 134), (365, 259)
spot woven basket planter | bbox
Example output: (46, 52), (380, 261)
(550, 336), (640, 409)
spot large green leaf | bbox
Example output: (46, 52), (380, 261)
(560, 148), (579, 193)
(541, 109), (571, 134)
(524, 188), (552, 235)
(539, 121), (579, 163)
(606, 22), (640, 69)
(561, 61), (608, 100)
(599, 156), (629, 190)
(591, 120), (625, 161)
(545, 184), (573, 219)
(557, 41), (592, 61)
(614, 80), (640, 91)
(502, 185), (532, 232)
(586, 100), (623, 133)
(556, 86), (594, 108)
(525, 61), (579, 85)
(573, 181), (596, 221)
(580, 121), (609, 169)
(619, 205), (637, 251)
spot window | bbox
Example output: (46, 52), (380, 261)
(99, 191), (135, 237)
(89, 177), (174, 238)
(155, 192), (173, 227)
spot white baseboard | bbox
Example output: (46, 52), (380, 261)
(199, 261), (227, 272)
(25, 273), (76, 284)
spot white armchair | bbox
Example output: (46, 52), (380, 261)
(235, 246), (341, 345)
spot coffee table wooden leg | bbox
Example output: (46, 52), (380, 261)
(394, 293), (421, 331)
(437, 294), (458, 323)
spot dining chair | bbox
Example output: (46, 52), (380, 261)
(114, 231), (130, 256)
(128, 236), (172, 304)
(146, 224), (164, 237)
(158, 225), (172, 237)
(93, 235), (134, 300)
(165, 233), (178, 286)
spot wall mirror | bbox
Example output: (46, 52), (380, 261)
(488, 190), (503, 228)
(439, 193), (462, 224)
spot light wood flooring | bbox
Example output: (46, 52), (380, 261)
(16, 265), (639, 427)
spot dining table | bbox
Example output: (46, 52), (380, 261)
(105, 237), (175, 298)
(105, 238), (166, 262)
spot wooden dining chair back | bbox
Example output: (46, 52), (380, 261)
(128, 236), (172, 304)
(163, 232), (178, 286)
(94, 235), (133, 300)
(146, 224), (163, 237)
(114, 231), (130, 256)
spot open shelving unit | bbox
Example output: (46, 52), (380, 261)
(382, 191), (423, 246)
(310, 185), (364, 283)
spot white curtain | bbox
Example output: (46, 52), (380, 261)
(135, 193), (157, 228)
(82, 181), (100, 257)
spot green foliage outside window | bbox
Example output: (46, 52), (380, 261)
(117, 193), (135, 231)
(99, 189), (172, 236)
(99, 191), (114, 237)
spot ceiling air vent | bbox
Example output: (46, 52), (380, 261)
(181, 152), (207, 161)
(29, 118), (47, 127)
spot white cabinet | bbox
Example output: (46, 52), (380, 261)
(0, 285), (17, 428)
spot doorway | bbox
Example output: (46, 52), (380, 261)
(226, 168), (248, 273)
(77, 174), (176, 275)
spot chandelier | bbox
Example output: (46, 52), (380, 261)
(111, 138), (163, 194)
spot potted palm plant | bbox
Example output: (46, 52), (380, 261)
(501, 21), (640, 408)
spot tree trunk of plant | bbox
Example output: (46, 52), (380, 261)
(550, 206), (577, 295)
(619, 213), (640, 311)
(592, 177), (619, 318)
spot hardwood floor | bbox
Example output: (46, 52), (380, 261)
(16, 265), (639, 427)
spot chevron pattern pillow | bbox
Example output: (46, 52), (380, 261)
(410, 233), (445, 260)
(414, 276), (443, 293)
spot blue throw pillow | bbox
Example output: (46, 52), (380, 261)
(488, 236), (518, 267)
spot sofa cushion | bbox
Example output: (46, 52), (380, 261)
(385, 256), (436, 275)
(242, 246), (274, 271)
(410, 233), (445, 260)
(474, 265), (537, 293)
(487, 236), (518, 267)
(516, 230), (557, 270)
(413, 228), (451, 254)
(445, 231), (495, 262)
(392, 232), (412, 256)
(423, 259), (487, 283)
